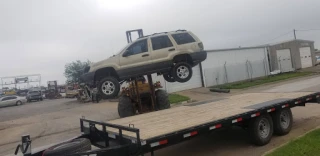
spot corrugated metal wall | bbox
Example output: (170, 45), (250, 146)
(202, 47), (270, 87)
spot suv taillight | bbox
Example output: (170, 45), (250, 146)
(198, 42), (204, 50)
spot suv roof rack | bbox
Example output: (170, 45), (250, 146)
(137, 30), (187, 39)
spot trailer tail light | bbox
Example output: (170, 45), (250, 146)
(198, 42), (204, 50)
(232, 118), (242, 123)
(183, 131), (198, 138)
(209, 124), (222, 130)
(251, 112), (260, 118)
(150, 139), (168, 147)
(267, 108), (276, 112)
(282, 104), (289, 108)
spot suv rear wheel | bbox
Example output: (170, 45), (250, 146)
(98, 77), (120, 99)
(172, 62), (193, 83)
(163, 74), (175, 82)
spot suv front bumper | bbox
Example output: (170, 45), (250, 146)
(190, 51), (207, 66)
(80, 72), (95, 86)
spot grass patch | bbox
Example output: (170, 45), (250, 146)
(169, 94), (190, 104)
(214, 72), (313, 89)
(266, 128), (320, 156)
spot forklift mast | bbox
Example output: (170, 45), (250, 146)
(126, 29), (144, 43)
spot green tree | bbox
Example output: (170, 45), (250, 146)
(64, 60), (91, 83)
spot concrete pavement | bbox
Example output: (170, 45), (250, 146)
(0, 99), (119, 155)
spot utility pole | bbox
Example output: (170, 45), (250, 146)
(294, 29), (296, 40)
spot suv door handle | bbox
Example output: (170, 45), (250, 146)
(168, 48), (175, 51)
(142, 54), (149, 57)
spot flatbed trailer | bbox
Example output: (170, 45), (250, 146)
(15, 92), (320, 156)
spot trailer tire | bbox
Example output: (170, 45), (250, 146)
(42, 138), (91, 156)
(155, 90), (170, 110)
(249, 114), (273, 146)
(272, 108), (293, 136)
(118, 95), (135, 118)
(98, 77), (120, 99)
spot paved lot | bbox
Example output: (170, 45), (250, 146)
(0, 99), (119, 155)
(1, 75), (320, 156)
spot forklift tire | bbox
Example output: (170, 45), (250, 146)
(172, 62), (193, 83)
(118, 95), (135, 118)
(272, 108), (293, 136)
(155, 90), (170, 110)
(98, 77), (120, 99)
(42, 138), (91, 156)
(249, 114), (273, 146)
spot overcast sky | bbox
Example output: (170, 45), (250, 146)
(1, 0), (320, 87)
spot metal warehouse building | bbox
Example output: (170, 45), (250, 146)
(151, 39), (316, 93)
(268, 39), (316, 72)
(152, 46), (270, 91)
(201, 47), (270, 87)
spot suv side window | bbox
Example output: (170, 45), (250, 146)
(171, 33), (196, 45)
(125, 39), (148, 56)
(151, 35), (173, 50)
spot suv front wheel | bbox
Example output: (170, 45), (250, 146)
(98, 77), (120, 99)
(172, 62), (193, 83)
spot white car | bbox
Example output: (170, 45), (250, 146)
(0, 95), (27, 107)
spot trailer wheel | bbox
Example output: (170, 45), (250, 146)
(118, 95), (135, 118)
(272, 108), (293, 136)
(42, 138), (91, 156)
(155, 90), (170, 110)
(249, 114), (273, 146)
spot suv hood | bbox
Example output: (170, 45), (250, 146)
(89, 55), (119, 72)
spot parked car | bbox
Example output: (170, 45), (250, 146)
(26, 91), (43, 102)
(0, 95), (26, 107)
(81, 30), (207, 99)
(316, 56), (320, 66)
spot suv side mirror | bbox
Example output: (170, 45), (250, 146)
(123, 50), (130, 57)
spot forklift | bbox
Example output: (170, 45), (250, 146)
(117, 29), (170, 118)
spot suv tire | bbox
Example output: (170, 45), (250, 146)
(42, 138), (91, 156)
(163, 74), (175, 82)
(98, 77), (120, 99)
(172, 62), (193, 83)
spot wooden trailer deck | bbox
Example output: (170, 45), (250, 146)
(106, 92), (315, 141)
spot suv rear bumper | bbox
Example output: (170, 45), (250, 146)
(190, 51), (207, 66)
(27, 96), (42, 100)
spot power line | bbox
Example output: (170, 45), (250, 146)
(296, 29), (320, 32)
(267, 30), (293, 42)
